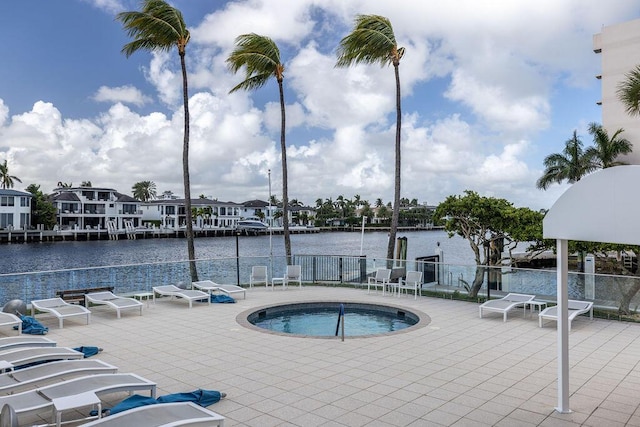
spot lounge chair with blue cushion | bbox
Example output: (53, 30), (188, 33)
(85, 291), (143, 318)
(479, 293), (535, 322)
(79, 402), (225, 426)
(538, 300), (594, 331)
(152, 285), (209, 308)
(30, 298), (91, 328)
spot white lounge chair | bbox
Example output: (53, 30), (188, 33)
(368, 268), (391, 295)
(79, 402), (225, 426)
(479, 293), (535, 322)
(0, 359), (118, 395)
(271, 265), (303, 289)
(0, 312), (21, 335)
(0, 373), (156, 425)
(0, 347), (85, 370)
(249, 266), (268, 288)
(539, 300), (594, 331)
(85, 291), (143, 318)
(30, 298), (91, 328)
(192, 280), (246, 299)
(0, 336), (56, 352)
(152, 285), (209, 308)
(398, 271), (423, 299)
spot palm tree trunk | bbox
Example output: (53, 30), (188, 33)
(386, 62), (402, 264)
(180, 51), (198, 282)
(279, 80), (292, 264)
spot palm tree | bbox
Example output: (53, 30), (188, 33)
(585, 123), (632, 168)
(132, 180), (157, 201)
(117, 0), (198, 281)
(617, 65), (640, 117)
(536, 130), (595, 190)
(227, 33), (292, 263)
(337, 14), (405, 262)
(0, 160), (22, 189)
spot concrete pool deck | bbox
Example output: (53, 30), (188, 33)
(19, 286), (640, 426)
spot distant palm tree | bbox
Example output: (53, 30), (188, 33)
(337, 14), (405, 262)
(617, 65), (640, 117)
(132, 181), (157, 201)
(118, 0), (198, 281)
(227, 33), (292, 262)
(536, 130), (595, 190)
(585, 123), (632, 168)
(0, 160), (22, 189)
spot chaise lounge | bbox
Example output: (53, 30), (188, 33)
(0, 336), (56, 352)
(30, 298), (91, 328)
(0, 347), (85, 370)
(192, 280), (246, 299)
(85, 291), (143, 318)
(79, 402), (225, 426)
(479, 293), (535, 322)
(152, 285), (209, 308)
(538, 300), (594, 331)
(0, 312), (22, 335)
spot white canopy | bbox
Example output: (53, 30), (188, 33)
(542, 165), (640, 413)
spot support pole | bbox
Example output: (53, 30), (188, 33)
(556, 238), (571, 413)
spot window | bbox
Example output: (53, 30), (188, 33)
(166, 206), (175, 215)
(0, 213), (13, 228)
(20, 197), (29, 207)
(20, 213), (29, 228)
(0, 196), (14, 206)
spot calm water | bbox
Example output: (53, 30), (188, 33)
(0, 230), (473, 274)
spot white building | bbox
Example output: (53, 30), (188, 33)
(0, 189), (32, 230)
(141, 197), (244, 229)
(51, 187), (142, 230)
(594, 19), (640, 163)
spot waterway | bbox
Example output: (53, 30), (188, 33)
(1, 230), (473, 274)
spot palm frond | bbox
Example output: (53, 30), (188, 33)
(617, 65), (640, 117)
(336, 14), (398, 68)
(226, 33), (281, 93)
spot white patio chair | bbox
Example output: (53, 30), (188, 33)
(478, 293), (535, 322)
(398, 271), (423, 299)
(192, 280), (246, 299)
(367, 268), (391, 295)
(0, 313), (21, 336)
(539, 300), (594, 331)
(85, 291), (143, 318)
(249, 266), (268, 288)
(152, 285), (209, 308)
(30, 298), (91, 329)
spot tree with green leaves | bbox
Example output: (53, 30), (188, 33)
(26, 184), (57, 229)
(585, 122), (632, 168)
(227, 33), (292, 263)
(132, 180), (157, 202)
(617, 65), (640, 117)
(435, 191), (544, 297)
(337, 14), (405, 263)
(0, 160), (22, 189)
(118, 0), (198, 281)
(536, 130), (595, 190)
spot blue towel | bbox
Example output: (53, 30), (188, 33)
(210, 295), (235, 303)
(14, 315), (48, 335)
(107, 389), (223, 415)
(72, 346), (102, 358)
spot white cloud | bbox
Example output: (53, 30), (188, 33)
(92, 85), (152, 107)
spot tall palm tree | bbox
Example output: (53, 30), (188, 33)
(585, 123), (632, 168)
(227, 33), (292, 262)
(117, 0), (198, 281)
(536, 130), (595, 190)
(336, 14), (405, 262)
(0, 160), (21, 189)
(132, 180), (157, 201)
(617, 65), (640, 117)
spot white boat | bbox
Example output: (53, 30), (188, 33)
(236, 219), (269, 231)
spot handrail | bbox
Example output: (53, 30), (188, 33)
(335, 303), (345, 341)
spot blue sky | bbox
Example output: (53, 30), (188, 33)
(1, 0), (639, 210)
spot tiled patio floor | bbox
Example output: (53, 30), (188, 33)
(19, 286), (640, 426)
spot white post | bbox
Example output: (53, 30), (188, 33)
(268, 169), (273, 279)
(556, 238), (571, 413)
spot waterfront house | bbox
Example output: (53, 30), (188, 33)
(0, 189), (32, 230)
(141, 197), (243, 229)
(51, 186), (142, 230)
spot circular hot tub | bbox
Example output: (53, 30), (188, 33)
(238, 301), (430, 338)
